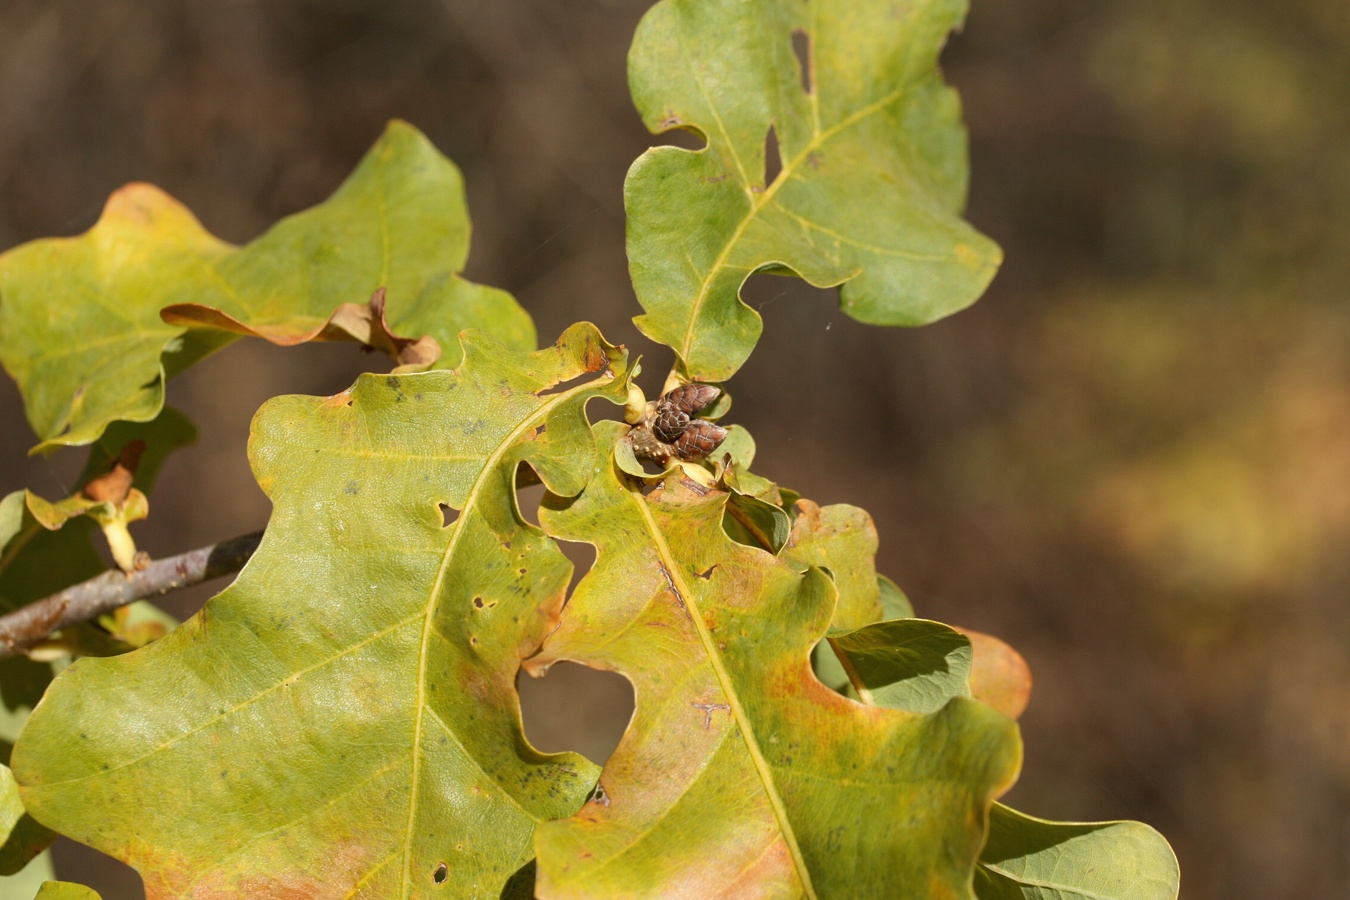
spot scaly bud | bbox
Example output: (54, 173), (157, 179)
(673, 419), (728, 461)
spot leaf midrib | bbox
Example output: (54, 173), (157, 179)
(396, 375), (604, 897)
(633, 488), (818, 900)
(979, 860), (1118, 900)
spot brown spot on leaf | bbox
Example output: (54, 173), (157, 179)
(582, 342), (611, 373)
(324, 391), (355, 408)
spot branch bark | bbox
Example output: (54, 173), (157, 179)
(0, 531), (262, 658)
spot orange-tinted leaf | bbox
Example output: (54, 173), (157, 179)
(960, 628), (1033, 721)
(528, 423), (1020, 897)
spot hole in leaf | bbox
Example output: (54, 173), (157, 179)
(434, 862), (448, 884)
(559, 540), (598, 602)
(792, 29), (813, 94)
(762, 125), (782, 189)
(811, 639), (852, 694)
(517, 663), (635, 765)
(654, 125), (706, 150)
(439, 503), (459, 527)
(591, 401), (628, 423)
(516, 478), (545, 529)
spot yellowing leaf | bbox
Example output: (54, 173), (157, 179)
(626, 0), (1002, 380)
(33, 883), (101, 900)
(529, 423), (1020, 898)
(14, 326), (629, 899)
(0, 121), (532, 453)
(0, 188), (226, 452)
(782, 498), (882, 630)
(824, 614), (1176, 899)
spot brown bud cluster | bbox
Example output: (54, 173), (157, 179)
(632, 383), (727, 463)
(653, 383), (720, 443)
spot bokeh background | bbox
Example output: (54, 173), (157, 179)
(1, 0), (1347, 897)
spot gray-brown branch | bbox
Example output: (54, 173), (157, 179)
(0, 532), (262, 658)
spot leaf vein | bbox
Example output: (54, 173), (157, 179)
(676, 81), (911, 365)
(34, 610), (423, 788)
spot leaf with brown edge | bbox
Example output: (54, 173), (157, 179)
(13, 325), (630, 900)
(626, 0), (1001, 381)
(164, 286), (440, 371)
(527, 422), (1020, 898)
(0, 120), (531, 453)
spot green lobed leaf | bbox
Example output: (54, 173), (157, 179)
(626, 0), (1002, 380)
(828, 613), (1178, 898)
(0, 764), (53, 877)
(975, 805), (1180, 900)
(0, 120), (532, 453)
(13, 326), (629, 899)
(722, 491), (792, 554)
(830, 618), (973, 714)
(529, 422), (1020, 898)
(812, 574), (914, 692)
(33, 883), (102, 900)
(878, 573), (915, 619)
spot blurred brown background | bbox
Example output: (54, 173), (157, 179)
(1, 0), (1347, 897)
